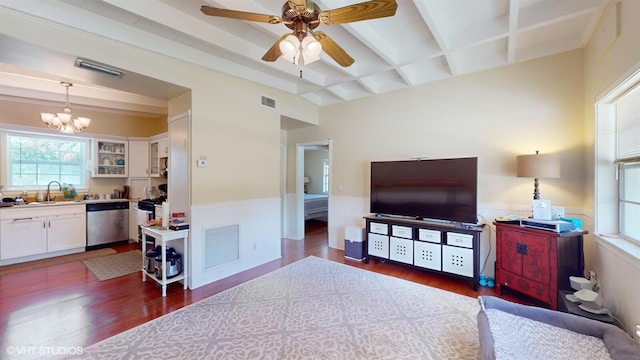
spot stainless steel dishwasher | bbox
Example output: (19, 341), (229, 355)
(86, 201), (130, 249)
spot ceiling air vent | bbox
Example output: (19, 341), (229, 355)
(261, 95), (276, 109)
(75, 58), (125, 78)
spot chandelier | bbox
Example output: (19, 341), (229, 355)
(41, 82), (91, 134)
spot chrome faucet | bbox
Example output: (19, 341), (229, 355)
(46, 181), (62, 202)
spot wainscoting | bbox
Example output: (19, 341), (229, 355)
(190, 197), (281, 289)
(594, 235), (640, 336)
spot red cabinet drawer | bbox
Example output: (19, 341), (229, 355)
(501, 271), (551, 306)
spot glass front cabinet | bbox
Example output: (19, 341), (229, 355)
(149, 137), (168, 177)
(91, 139), (128, 177)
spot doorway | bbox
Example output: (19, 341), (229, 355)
(295, 140), (332, 241)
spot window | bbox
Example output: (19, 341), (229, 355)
(596, 65), (640, 244)
(322, 159), (329, 193)
(620, 162), (640, 240)
(616, 84), (640, 242)
(4, 132), (89, 190)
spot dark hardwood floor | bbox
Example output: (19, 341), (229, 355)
(0, 219), (539, 351)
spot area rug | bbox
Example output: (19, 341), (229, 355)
(82, 250), (142, 281)
(76, 256), (480, 359)
(0, 248), (116, 276)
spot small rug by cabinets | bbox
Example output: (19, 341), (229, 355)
(77, 256), (481, 359)
(0, 248), (116, 276)
(83, 250), (142, 281)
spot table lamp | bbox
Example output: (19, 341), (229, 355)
(516, 150), (560, 200)
(304, 176), (310, 193)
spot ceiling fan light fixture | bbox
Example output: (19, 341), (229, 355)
(279, 35), (300, 58)
(302, 35), (322, 56)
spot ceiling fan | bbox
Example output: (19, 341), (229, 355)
(200, 0), (398, 67)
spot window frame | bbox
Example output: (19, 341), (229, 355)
(1, 129), (91, 192)
(595, 62), (640, 246)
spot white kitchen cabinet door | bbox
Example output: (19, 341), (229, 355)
(149, 137), (168, 177)
(0, 217), (47, 260)
(92, 139), (128, 177)
(128, 140), (149, 178)
(158, 137), (168, 157)
(47, 214), (86, 252)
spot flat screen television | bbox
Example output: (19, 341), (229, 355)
(370, 157), (478, 224)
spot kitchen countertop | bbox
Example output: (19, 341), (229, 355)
(1, 198), (130, 208)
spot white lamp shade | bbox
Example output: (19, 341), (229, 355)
(59, 124), (76, 134)
(57, 112), (72, 123)
(279, 35), (300, 63)
(41, 113), (55, 122)
(301, 35), (322, 64)
(77, 117), (91, 127)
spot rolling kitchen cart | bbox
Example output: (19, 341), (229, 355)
(141, 226), (189, 297)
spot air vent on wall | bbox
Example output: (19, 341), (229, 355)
(204, 224), (239, 269)
(261, 95), (276, 109)
(75, 58), (125, 78)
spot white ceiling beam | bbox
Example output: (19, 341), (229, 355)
(412, 0), (458, 76)
(507, 0), (520, 64)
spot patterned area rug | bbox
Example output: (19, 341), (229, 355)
(77, 256), (480, 359)
(82, 250), (142, 281)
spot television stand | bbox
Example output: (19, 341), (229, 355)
(364, 215), (484, 290)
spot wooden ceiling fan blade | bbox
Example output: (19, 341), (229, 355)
(313, 32), (354, 67)
(200, 6), (283, 24)
(261, 34), (290, 62)
(319, 0), (397, 25)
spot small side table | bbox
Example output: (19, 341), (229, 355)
(558, 290), (621, 327)
(141, 226), (189, 297)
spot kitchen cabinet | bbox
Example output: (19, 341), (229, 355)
(150, 137), (168, 177)
(0, 204), (86, 262)
(158, 138), (168, 157)
(92, 139), (128, 177)
(47, 213), (86, 252)
(129, 140), (149, 178)
(1, 216), (47, 260)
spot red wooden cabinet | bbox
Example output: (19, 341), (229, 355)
(495, 222), (585, 310)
